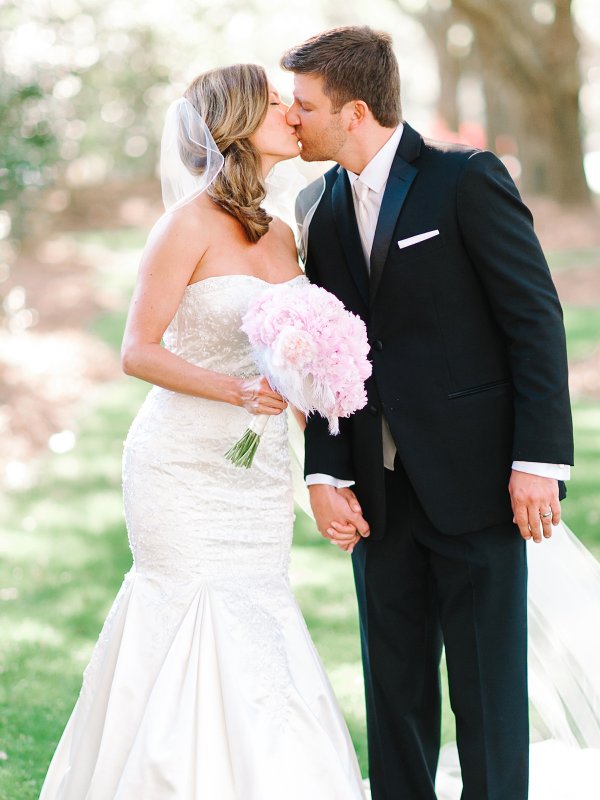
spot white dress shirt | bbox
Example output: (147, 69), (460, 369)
(306, 125), (570, 488)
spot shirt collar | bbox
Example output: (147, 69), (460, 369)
(347, 124), (404, 194)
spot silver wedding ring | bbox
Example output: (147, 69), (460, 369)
(540, 510), (552, 519)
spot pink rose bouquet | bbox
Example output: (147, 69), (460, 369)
(225, 281), (372, 468)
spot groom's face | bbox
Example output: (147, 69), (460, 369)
(286, 74), (347, 162)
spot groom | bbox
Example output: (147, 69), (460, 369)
(282, 26), (573, 800)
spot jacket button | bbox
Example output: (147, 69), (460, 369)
(373, 339), (383, 351)
(368, 404), (379, 416)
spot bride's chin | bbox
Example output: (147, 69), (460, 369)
(274, 148), (301, 164)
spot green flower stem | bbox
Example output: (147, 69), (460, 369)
(224, 428), (262, 469)
(224, 414), (270, 469)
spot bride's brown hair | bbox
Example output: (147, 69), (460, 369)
(183, 64), (272, 243)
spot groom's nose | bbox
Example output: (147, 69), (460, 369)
(286, 104), (301, 127)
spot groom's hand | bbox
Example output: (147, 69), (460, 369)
(509, 470), (561, 543)
(308, 484), (370, 553)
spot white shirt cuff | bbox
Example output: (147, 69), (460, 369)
(305, 473), (355, 489)
(511, 461), (571, 480)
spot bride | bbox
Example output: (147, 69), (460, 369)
(39, 64), (366, 799)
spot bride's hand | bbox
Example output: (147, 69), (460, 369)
(238, 376), (288, 415)
(327, 521), (361, 553)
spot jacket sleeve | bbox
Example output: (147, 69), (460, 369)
(456, 150), (573, 465)
(299, 189), (355, 481)
(303, 413), (355, 481)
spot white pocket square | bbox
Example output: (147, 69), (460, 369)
(397, 229), (440, 249)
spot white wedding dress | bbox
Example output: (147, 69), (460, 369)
(39, 273), (365, 800)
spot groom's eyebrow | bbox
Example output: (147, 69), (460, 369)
(294, 95), (313, 107)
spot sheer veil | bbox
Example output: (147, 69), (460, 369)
(160, 97), (224, 213)
(527, 522), (600, 746)
(263, 159), (308, 232)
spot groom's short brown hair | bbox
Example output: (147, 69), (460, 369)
(280, 26), (402, 128)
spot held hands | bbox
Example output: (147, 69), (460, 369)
(509, 470), (561, 543)
(238, 376), (287, 415)
(308, 485), (370, 554)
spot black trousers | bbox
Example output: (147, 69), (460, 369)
(352, 459), (529, 800)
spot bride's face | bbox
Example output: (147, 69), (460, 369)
(250, 84), (300, 162)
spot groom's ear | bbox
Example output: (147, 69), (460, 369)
(346, 100), (370, 131)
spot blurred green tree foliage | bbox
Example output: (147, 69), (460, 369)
(0, 1), (178, 238)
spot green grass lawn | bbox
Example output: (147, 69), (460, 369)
(546, 247), (600, 273)
(562, 403), (600, 557)
(563, 306), (600, 362)
(0, 233), (598, 798)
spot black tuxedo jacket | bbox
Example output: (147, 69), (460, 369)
(301, 123), (573, 537)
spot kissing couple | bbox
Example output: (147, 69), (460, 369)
(40, 25), (600, 800)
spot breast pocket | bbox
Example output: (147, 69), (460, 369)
(397, 232), (446, 263)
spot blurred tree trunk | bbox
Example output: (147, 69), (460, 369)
(479, 62), (514, 153)
(425, 8), (462, 132)
(451, 0), (590, 205)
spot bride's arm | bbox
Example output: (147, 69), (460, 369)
(121, 211), (286, 415)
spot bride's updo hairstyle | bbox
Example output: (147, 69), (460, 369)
(183, 64), (272, 243)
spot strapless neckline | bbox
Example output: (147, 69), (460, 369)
(162, 272), (308, 380)
(185, 274), (306, 292)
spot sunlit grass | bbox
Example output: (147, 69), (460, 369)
(562, 403), (600, 558)
(546, 247), (600, 272)
(563, 306), (600, 361)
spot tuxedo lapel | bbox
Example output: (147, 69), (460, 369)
(369, 124), (422, 303)
(331, 167), (370, 307)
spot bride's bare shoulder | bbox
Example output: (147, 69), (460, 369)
(269, 216), (297, 253)
(145, 195), (227, 253)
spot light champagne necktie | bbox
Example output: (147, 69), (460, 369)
(353, 178), (397, 471)
(353, 178), (373, 270)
